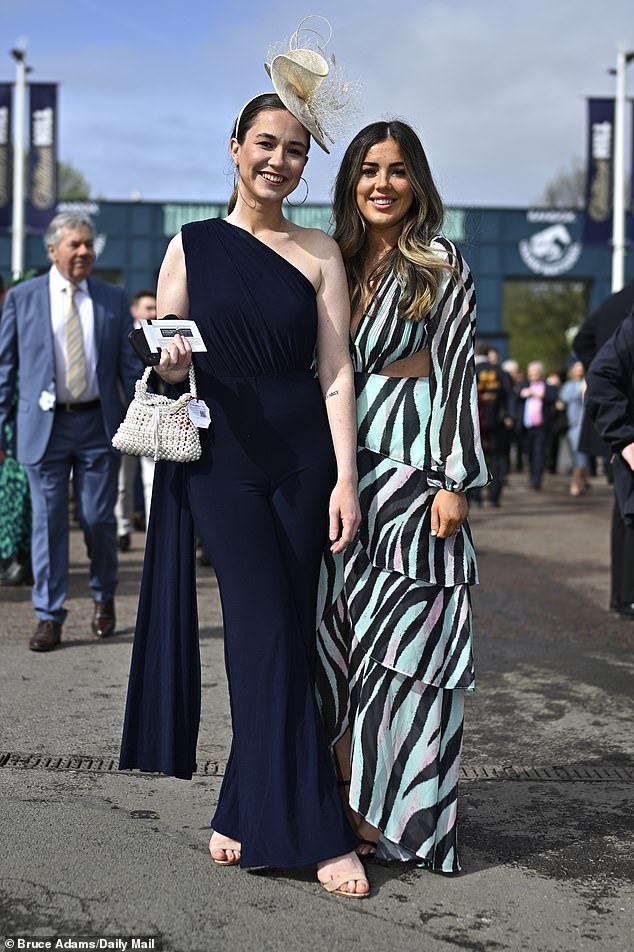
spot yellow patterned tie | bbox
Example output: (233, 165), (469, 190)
(64, 283), (87, 399)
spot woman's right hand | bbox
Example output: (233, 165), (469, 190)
(156, 333), (192, 384)
(328, 476), (361, 553)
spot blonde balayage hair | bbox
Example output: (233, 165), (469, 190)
(333, 120), (455, 322)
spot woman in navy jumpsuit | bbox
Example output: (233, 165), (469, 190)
(120, 95), (369, 896)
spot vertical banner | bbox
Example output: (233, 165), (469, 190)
(0, 84), (11, 233)
(582, 98), (614, 245)
(27, 83), (57, 234)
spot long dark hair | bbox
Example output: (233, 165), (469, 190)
(333, 120), (453, 322)
(227, 93), (311, 213)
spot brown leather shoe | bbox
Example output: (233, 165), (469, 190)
(29, 619), (62, 652)
(92, 599), (116, 638)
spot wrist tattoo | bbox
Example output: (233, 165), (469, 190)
(325, 389), (339, 400)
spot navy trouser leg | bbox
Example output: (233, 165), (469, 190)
(189, 465), (356, 869)
(25, 453), (72, 624)
(71, 423), (119, 602)
(527, 426), (546, 486)
(25, 409), (119, 623)
(487, 449), (507, 504)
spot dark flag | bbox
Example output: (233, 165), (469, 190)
(27, 83), (57, 234)
(629, 101), (634, 243)
(582, 98), (614, 245)
(0, 84), (11, 233)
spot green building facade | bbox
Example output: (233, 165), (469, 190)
(1, 200), (631, 358)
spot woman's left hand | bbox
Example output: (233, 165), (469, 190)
(156, 333), (192, 384)
(329, 477), (361, 553)
(430, 489), (469, 539)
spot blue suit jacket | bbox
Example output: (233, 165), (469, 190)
(0, 272), (140, 465)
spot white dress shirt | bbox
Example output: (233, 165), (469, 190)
(49, 265), (99, 402)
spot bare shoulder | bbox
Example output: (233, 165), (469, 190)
(157, 232), (189, 315)
(165, 232), (184, 257)
(290, 225), (341, 262)
(160, 232), (186, 274)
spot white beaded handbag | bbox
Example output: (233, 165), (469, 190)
(112, 363), (202, 462)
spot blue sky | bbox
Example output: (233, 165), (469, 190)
(2, 0), (633, 206)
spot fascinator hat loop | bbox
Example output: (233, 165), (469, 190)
(235, 16), (344, 154)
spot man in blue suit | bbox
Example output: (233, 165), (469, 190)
(0, 213), (139, 651)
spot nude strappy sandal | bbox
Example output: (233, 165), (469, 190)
(321, 871), (370, 899)
(208, 836), (241, 866)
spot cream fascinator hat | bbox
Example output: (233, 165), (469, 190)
(236, 17), (351, 154)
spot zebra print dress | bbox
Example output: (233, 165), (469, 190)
(316, 237), (489, 873)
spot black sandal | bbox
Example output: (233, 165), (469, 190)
(356, 839), (378, 856)
(337, 780), (378, 856)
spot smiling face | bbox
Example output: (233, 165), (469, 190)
(230, 108), (309, 207)
(48, 226), (96, 282)
(355, 138), (414, 234)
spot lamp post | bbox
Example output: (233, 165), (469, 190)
(10, 44), (28, 280)
(610, 45), (634, 293)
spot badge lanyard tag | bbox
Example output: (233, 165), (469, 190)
(188, 399), (211, 428)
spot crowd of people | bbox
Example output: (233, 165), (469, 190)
(471, 346), (595, 506)
(0, 17), (632, 900)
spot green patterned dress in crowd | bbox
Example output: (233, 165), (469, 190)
(0, 412), (31, 564)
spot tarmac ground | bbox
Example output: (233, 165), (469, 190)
(1, 469), (633, 952)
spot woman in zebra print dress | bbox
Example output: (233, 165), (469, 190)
(316, 121), (489, 873)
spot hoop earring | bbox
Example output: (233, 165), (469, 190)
(286, 176), (309, 207)
(232, 166), (256, 211)
(236, 183), (256, 211)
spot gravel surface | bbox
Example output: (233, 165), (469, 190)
(1, 470), (632, 951)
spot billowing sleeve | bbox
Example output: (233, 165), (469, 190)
(425, 238), (489, 492)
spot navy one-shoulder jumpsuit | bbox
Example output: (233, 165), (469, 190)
(174, 218), (355, 868)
